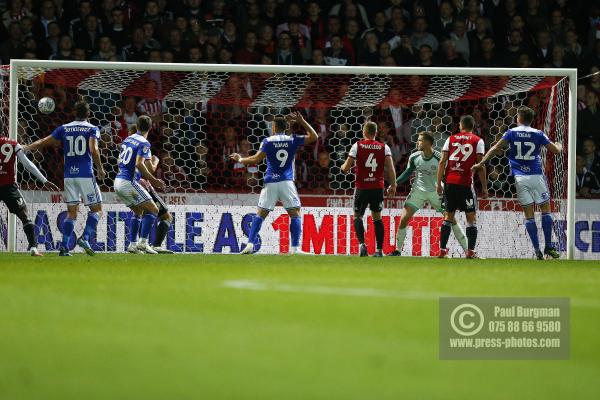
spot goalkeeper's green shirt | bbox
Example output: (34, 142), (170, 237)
(396, 150), (441, 192)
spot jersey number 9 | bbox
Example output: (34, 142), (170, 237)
(276, 149), (288, 167)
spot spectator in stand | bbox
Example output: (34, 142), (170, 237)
(417, 44), (435, 67)
(2, 0), (32, 28)
(464, 0), (483, 31)
(98, 0), (116, 33)
(564, 30), (583, 69)
(218, 47), (233, 63)
(524, 0), (548, 34)
(0, 22), (24, 62)
(221, 19), (238, 51)
(45, 21), (61, 57)
(491, 0), (518, 44)
(502, 29), (526, 67)
(387, 17), (409, 52)
(359, 31), (379, 66)
(105, 7), (129, 52)
(288, 19), (312, 62)
(378, 41), (393, 66)
(549, 8), (568, 45)
(579, 89), (600, 140)
(517, 53), (533, 68)
(533, 30), (553, 67)
(305, 1), (326, 43)
(33, 0), (58, 42)
(549, 45), (569, 68)
(234, 31), (261, 64)
(582, 137), (600, 178)
(329, 0), (370, 30)
(411, 17), (438, 53)
(324, 34), (351, 65)
(262, 0), (279, 27)
(174, 17), (194, 48)
(450, 20), (470, 64)
(361, 11), (391, 44)
(142, 21), (162, 50)
(275, 31), (303, 65)
(73, 47), (87, 61)
(19, 16), (35, 41)
(188, 46), (203, 63)
(143, 0), (171, 35)
(92, 36), (123, 61)
(74, 14), (101, 57)
(257, 24), (276, 59)
(440, 39), (468, 67)
(239, 2), (264, 36)
(203, 43), (218, 63)
(122, 27), (151, 62)
(468, 17), (492, 63)
(121, 96), (139, 130)
(67, 0), (93, 38)
(316, 16), (355, 62)
(311, 48), (325, 65)
(577, 84), (588, 111)
(309, 151), (333, 194)
(50, 35), (75, 60)
(431, 1), (455, 38)
(166, 28), (187, 63)
(575, 154), (600, 198)
(137, 80), (167, 133)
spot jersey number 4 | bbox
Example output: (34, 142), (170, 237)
(514, 141), (536, 160)
(449, 143), (473, 161)
(365, 153), (378, 171)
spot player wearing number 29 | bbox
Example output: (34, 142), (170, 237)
(26, 101), (106, 256)
(472, 106), (562, 260)
(0, 137), (59, 255)
(230, 112), (318, 255)
(436, 115), (488, 259)
(341, 121), (397, 258)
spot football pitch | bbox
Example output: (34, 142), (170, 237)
(0, 254), (598, 400)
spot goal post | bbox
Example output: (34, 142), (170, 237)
(3, 59), (578, 258)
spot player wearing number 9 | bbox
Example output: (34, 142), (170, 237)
(472, 106), (563, 260)
(26, 101), (106, 256)
(230, 112), (318, 255)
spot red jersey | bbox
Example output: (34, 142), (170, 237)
(348, 139), (391, 189)
(442, 131), (485, 186)
(0, 137), (20, 186)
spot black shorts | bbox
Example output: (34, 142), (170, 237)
(0, 183), (26, 214)
(353, 188), (384, 216)
(148, 186), (169, 218)
(443, 183), (477, 213)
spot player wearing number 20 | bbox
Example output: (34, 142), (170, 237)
(230, 112), (318, 255)
(473, 106), (562, 260)
(26, 101), (106, 256)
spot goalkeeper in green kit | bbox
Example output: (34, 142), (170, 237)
(388, 132), (469, 256)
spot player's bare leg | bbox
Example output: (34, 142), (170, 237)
(241, 208), (269, 254)
(539, 202), (559, 259)
(129, 200), (159, 254)
(77, 203), (102, 256)
(59, 204), (79, 256)
(16, 207), (41, 256)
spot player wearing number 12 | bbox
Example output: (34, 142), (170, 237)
(473, 106), (562, 260)
(230, 112), (318, 255)
(26, 101), (106, 256)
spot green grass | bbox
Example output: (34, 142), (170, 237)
(0, 254), (599, 400)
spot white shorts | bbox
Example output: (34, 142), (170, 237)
(258, 181), (301, 211)
(515, 174), (550, 206)
(114, 178), (152, 207)
(405, 188), (443, 212)
(64, 177), (102, 206)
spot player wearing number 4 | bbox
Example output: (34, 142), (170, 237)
(472, 106), (562, 260)
(26, 101), (106, 256)
(230, 112), (318, 255)
(114, 116), (166, 254)
(388, 132), (469, 256)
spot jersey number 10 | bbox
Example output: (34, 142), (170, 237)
(66, 136), (87, 156)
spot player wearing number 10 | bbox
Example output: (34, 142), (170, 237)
(26, 101), (106, 256)
(473, 106), (562, 260)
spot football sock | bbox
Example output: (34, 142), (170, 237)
(154, 219), (170, 247)
(290, 216), (302, 248)
(373, 218), (384, 250)
(541, 213), (553, 249)
(248, 215), (264, 244)
(353, 217), (365, 244)
(140, 213), (156, 240)
(396, 226), (407, 252)
(130, 215), (141, 244)
(524, 218), (540, 251)
(440, 220), (452, 249)
(62, 218), (75, 249)
(22, 220), (36, 249)
(82, 212), (100, 241)
(466, 223), (478, 251)
(452, 223), (468, 251)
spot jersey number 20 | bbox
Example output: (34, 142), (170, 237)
(118, 145), (134, 165)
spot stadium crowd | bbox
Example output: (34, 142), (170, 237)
(1, 0), (600, 197)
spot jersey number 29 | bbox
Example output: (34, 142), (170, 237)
(1, 143), (14, 164)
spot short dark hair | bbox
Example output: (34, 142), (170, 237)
(460, 115), (475, 131)
(418, 131), (434, 144)
(273, 116), (288, 132)
(137, 115), (152, 132)
(74, 101), (90, 119)
(517, 106), (535, 125)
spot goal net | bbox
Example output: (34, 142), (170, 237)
(0, 61), (579, 258)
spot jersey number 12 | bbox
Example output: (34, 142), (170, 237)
(514, 141), (536, 160)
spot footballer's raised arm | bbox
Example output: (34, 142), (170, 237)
(291, 112), (318, 145)
(473, 138), (508, 170)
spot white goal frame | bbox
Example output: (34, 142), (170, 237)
(7, 59), (578, 259)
